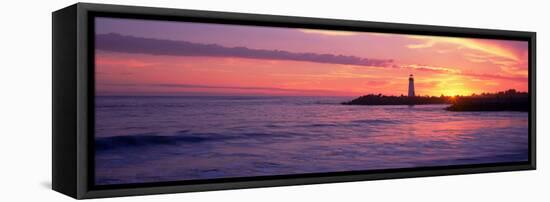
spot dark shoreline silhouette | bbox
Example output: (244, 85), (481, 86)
(342, 94), (451, 105)
(343, 89), (528, 112)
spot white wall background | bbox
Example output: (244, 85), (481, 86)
(0, 0), (547, 201)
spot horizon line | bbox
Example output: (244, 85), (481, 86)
(96, 89), (528, 98)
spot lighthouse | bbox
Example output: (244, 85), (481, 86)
(408, 74), (415, 97)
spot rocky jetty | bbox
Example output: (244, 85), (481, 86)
(343, 89), (529, 112)
(342, 94), (451, 105)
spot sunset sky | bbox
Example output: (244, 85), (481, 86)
(95, 17), (529, 97)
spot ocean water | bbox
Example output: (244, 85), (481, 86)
(95, 96), (529, 185)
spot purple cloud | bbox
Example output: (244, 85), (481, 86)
(96, 33), (393, 67)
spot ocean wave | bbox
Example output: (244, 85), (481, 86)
(265, 123), (340, 128)
(350, 119), (400, 124)
(306, 123), (340, 127)
(260, 120), (398, 130)
(95, 131), (302, 151)
(95, 132), (228, 151)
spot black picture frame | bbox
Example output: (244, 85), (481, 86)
(52, 2), (536, 199)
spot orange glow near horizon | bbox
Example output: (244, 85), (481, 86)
(95, 19), (529, 97)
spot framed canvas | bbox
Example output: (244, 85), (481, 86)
(52, 3), (536, 199)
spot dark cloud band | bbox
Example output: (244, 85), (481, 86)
(96, 33), (393, 67)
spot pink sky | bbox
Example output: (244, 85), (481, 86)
(95, 18), (529, 97)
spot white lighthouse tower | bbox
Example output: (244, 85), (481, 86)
(408, 74), (415, 97)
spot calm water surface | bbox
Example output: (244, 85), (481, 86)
(95, 96), (528, 185)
